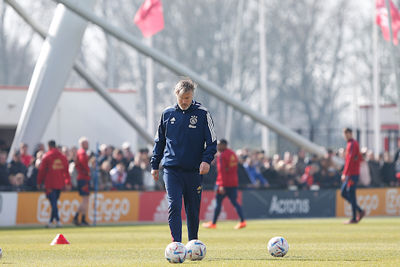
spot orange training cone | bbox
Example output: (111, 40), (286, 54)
(50, 234), (70, 245)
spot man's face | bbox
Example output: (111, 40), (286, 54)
(343, 132), (352, 141)
(20, 144), (28, 154)
(106, 146), (112, 156)
(82, 140), (89, 150)
(176, 91), (193, 111)
(13, 153), (21, 162)
(217, 143), (222, 152)
(217, 143), (226, 152)
(0, 154), (6, 164)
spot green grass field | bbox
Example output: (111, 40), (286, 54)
(0, 218), (399, 266)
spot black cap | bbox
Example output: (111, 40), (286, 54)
(218, 139), (228, 145)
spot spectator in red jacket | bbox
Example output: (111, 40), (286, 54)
(73, 137), (91, 226)
(19, 143), (33, 167)
(203, 139), (246, 230)
(341, 128), (365, 224)
(37, 140), (71, 228)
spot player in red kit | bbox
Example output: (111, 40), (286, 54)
(341, 128), (365, 224)
(73, 137), (91, 226)
(19, 143), (33, 167)
(203, 139), (246, 229)
(37, 140), (71, 228)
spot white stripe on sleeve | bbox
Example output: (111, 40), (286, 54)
(207, 112), (217, 142)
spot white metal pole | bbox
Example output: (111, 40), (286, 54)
(7, 0), (96, 158)
(146, 37), (155, 136)
(52, 0), (328, 157)
(225, 0), (244, 142)
(385, 0), (400, 134)
(103, 0), (115, 89)
(373, 1), (381, 158)
(352, 86), (359, 132)
(4, 0), (154, 147)
(225, 96), (234, 142)
(259, 0), (269, 154)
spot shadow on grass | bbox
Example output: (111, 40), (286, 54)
(0, 222), (164, 232)
(206, 256), (374, 262)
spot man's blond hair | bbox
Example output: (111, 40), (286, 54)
(79, 136), (88, 145)
(174, 79), (196, 95)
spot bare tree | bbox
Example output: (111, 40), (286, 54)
(3, 0), (383, 152)
(0, 2), (36, 85)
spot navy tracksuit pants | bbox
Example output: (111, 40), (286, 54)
(213, 187), (244, 224)
(163, 167), (202, 243)
(47, 189), (61, 223)
(341, 175), (362, 220)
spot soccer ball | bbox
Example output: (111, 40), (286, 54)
(267, 236), (289, 257)
(185, 239), (206, 261)
(165, 242), (187, 263)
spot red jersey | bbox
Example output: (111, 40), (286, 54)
(21, 154), (33, 167)
(216, 148), (238, 187)
(301, 165), (314, 187)
(342, 138), (361, 176)
(76, 148), (91, 181)
(37, 148), (71, 190)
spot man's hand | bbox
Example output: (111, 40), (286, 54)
(65, 184), (72, 191)
(199, 162), (210, 175)
(37, 184), (41, 191)
(341, 174), (346, 182)
(151, 169), (159, 181)
(217, 186), (225, 195)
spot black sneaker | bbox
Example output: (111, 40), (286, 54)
(73, 217), (80, 226)
(80, 220), (89, 226)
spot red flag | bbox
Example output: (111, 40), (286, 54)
(376, 0), (400, 45)
(134, 0), (164, 38)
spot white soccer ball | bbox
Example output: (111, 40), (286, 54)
(165, 242), (187, 263)
(185, 239), (206, 261)
(267, 236), (289, 257)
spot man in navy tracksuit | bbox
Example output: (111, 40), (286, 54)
(151, 79), (217, 243)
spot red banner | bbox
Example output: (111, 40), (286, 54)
(139, 190), (242, 222)
(16, 191), (139, 225)
(134, 0), (164, 37)
(376, 0), (400, 45)
(336, 188), (400, 217)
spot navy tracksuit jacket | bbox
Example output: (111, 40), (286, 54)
(151, 100), (217, 242)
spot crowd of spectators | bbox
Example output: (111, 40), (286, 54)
(0, 141), (399, 192)
(203, 146), (400, 190)
(0, 142), (161, 192)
